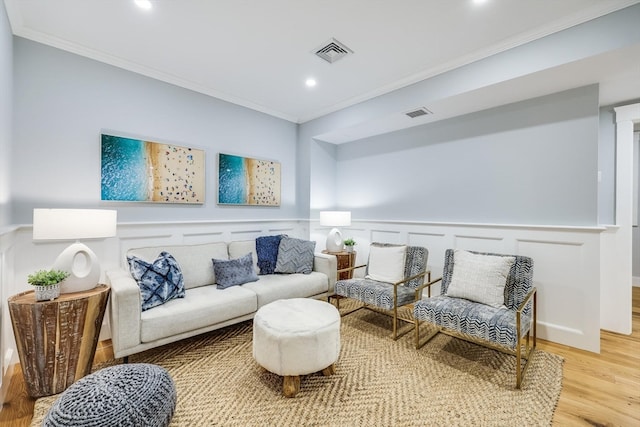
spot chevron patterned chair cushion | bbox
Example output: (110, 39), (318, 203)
(335, 277), (417, 310)
(274, 237), (316, 274)
(413, 295), (531, 348)
(414, 249), (534, 349)
(335, 244), (428, 309)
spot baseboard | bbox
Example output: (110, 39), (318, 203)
(634, 276), (640, 287)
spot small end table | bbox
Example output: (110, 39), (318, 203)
(322, 250), (356, 280)
(323, 250), (357, 309)
(8, 284), (110, 397)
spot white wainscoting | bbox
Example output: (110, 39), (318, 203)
(0, 218), (610, 403)
(0, 219), (309, 400)
(313, 220), (605, 353)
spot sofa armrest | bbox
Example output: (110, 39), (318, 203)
(105, 268), (142, 358)
(313, 252), (337, 293)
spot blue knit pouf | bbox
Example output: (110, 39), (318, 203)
(43, 363), (176, 427)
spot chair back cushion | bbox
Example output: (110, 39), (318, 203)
(365, 244), (406, 283)
(365, 243), (428, 289)
(446, 250), (515, 308)
(441, 249), (533, 312)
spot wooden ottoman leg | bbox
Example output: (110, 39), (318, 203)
(283, 375), (300, 397)
(321, 364), (336, 376)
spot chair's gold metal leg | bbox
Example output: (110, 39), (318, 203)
(393, 305), (398, 340)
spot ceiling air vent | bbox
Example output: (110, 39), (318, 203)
(314, 38), (354, 64)
(405, 107), (433, 119)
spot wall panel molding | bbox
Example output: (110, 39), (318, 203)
(323, 220), (604, 352)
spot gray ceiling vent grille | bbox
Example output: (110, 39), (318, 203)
(314, 38), (354, 63)
(405, 107), (433, 118)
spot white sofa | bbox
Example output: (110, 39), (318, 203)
(106, 240), (337, 359)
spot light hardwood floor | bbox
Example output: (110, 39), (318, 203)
(1, 288), (639, 426)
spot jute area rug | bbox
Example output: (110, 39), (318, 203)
(32, 306), (563, 427)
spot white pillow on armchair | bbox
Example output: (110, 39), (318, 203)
(446, 249), (515, 308)
(365, 244), (406, 283)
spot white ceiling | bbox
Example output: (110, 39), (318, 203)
(5, 0), (640, 136)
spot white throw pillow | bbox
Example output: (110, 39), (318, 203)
(446, 250), (515, 308)
(365, 245), (406, 283)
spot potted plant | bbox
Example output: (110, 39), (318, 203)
(343, 238), (356, 253)
(27, 269), (70, 301)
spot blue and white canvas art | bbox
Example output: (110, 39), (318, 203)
(218, 153), (280, 206)
(101, 134), (205, 204)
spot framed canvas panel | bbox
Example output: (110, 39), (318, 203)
(218, 153), (281, 206)
(101, 133), (205, 204)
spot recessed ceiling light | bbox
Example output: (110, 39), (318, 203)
(473, 0), (488, 4)
(305, 78), (317, 88)
(134, 0), (152, 10)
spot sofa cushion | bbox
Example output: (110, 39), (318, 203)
(127, 243), (228, 290)
(228, 240), (259, 274)
(274, 237), (315, 274)
(127, 251), (186, 311)
(140, 285), (257, 343)
(212, 253), (259, 289)
(241, 272), (329, 307)
(255, 235), (284, 275)
(446, 250), (515, 308)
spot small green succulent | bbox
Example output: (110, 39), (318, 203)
(343, 238), (356, 246)
(27, 269), (70, 287)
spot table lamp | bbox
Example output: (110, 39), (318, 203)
(33, 209), (117, 294)
(320, 211), (351, 253)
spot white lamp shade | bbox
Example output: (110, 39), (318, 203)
(33, 209), (117, 240)
(319, 211), (351, 227)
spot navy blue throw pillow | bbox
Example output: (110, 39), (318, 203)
(256, 235), (284, 275)
(127, 251), (185, 311)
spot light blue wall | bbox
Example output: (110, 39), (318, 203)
(11, 38), (298, 224)
(300, 4), (640, 226)
(0, 5), (12, 227)
(598, 106), (616, 225)
(332, 86), (600, 225)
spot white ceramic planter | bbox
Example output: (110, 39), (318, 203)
(34, 283), (61, 302)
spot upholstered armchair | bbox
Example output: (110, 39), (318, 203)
(334, 243), (429, 340)
(413, 249), (537, 388)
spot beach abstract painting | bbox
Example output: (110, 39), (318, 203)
(101, 134), (205, 204)
(218, 153), (280, 206)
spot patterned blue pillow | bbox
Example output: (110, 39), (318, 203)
(256, 235), (284, 275)
(127, 251), (185, 311)
(274, 237), (316, 274)
(212, 252), (259, 289)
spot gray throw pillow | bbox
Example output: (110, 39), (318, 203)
(274, 237), (316, 274)
(212, 253), (259, 289)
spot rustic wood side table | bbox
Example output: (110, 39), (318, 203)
(8, 284), (110, 398)
(322, 250), (356, 280)
(323, 250), (357, 309)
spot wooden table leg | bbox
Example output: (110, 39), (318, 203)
(283, 375), (300, 397)
(321, 364), (336, 376)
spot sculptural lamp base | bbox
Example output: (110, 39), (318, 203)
(325, 228), (344, 253)
(52, 242), (100, 294)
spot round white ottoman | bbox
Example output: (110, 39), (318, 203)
(253, 298), (341, 397)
